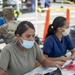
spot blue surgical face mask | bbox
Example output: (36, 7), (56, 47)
(21, 39), (34, 49)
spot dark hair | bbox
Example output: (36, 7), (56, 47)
(15, 21), (35, 36)
(46, 16), (67, 38)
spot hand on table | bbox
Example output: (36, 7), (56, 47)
(55, 61), (65, 69)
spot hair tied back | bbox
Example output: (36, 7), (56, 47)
(51, 24), (53, 29)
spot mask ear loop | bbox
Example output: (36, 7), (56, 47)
(19, 37), (24, 44)
(20, 37), (24, 41)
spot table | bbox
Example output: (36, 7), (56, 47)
(24, 66), (75, 75)
(24, 61), (75, 75)
(24, 66), (57, 75)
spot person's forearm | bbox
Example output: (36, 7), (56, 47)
(71, 49), (75, 59)
(0, 73), (4, 75)
(0, 68), (5, 75)
(42, 59), (56, 67)
(48, 57), (62, 61)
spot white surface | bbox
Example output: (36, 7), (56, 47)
(62, 69), (75, 75)
(65, 52), (72, 57)
(62, 60), (72, 68)
(24, 63), (75, 75)
(24, 66), (46, 75)
(24, 66), (57, 75)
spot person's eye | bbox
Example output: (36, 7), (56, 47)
(33, 34), (35, 38)
(26, 35), (30, 38)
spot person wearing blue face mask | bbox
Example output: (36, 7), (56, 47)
(43, 16), (75, 62)
(0, 21), (65, 75)
(20, 37), (35, 49)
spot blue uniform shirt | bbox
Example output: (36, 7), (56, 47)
(43, 34), (74, 57)
(0, 17), (17, 26)
(45, 0), (50, 7)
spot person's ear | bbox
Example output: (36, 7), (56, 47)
(15, 34), (23, 43)
(15, 34), (20, 38)
(15, 34), (22, 42)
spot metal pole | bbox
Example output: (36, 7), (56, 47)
(43, 0), (45, 8)
(35, 0), (38, 35)
(61, 0), (64, 8)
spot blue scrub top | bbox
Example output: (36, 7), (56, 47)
(43, 34), (74, 57)
(0, 17), (17, 26)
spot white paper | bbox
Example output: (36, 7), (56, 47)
(41, 67), (57, 74)
(24, 66), (57, 75)
(62, 60), (72, 68)
(24, 66), (46, 75)
(24, 66), (75, 75)
(62, 69), (75, 75)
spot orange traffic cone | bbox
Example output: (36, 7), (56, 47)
(42, 8), (50, 42)
(66, 8), (70, 24)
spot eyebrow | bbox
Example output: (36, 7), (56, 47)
(26, 34), (35, 36)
